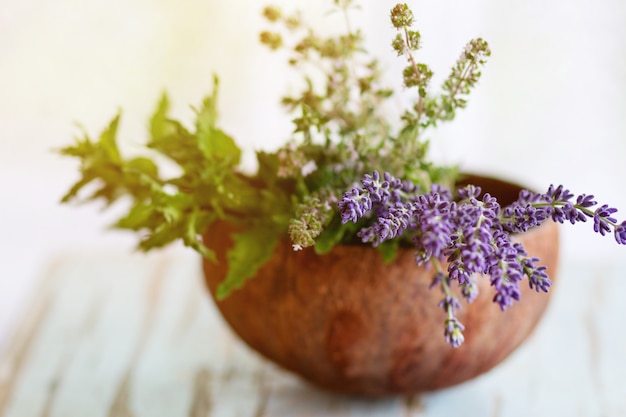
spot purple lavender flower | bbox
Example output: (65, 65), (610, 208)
(521, 256), (551, 292)
(359, 202), (415, 246)
(593, 204), (618, 236)
(502, 185), (623, 241)
(616, 221), (626, 245)
(576, 193), (596, 208)
(412, 193), (455, 262)
(460, 279), (479, 303)
(501, 203), (549, 233)
(446, 248), (471, 286)
(339, 172), (624, 347)
(338, 188), (372, 223)
(429, 272), (445, 290)
(444, 317), (465, 348)
(517, 189), (544, 204)
(360, 171), (390, 203)
(545, 184), (574, 202)
(446, 190), (499, 283)
(430, 183), (453, 201)
(439, 295), (462, 314)
(487, 230), (524, 311)
(338, 171), (419, 225)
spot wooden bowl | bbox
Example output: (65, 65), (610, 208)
(202, 175), (559, 396)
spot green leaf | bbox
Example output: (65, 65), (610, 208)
(138, 223), (185, 251)
(216, 224), (281, 300)
(255, 151), (280, 185)
(99, 114), (122, 164)
(182, 209), (217, 263)
(314, 216), (359, 254)
(127, 157), (159, 178)
(197, 128), (241, 167)
(194, 78), (241, 167)
(194, 75), (220, 132)
(377, 239), (399, 263)
(149, 93), (172, 140)
(114, 203), (155, 230)
(60, 173), (96, 203)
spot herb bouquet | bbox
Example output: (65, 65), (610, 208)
(60, 2), (625, 395)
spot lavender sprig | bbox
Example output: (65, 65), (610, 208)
(338, 170), (417, 225)
(501, 184), (626, 245)
(339, 171), (625, 348)
(431, 265), (465, 349)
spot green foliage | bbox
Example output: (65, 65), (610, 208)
(60, 1), (489, 298)
(216, 224), (282, 300)
(61, 80), (295, 295)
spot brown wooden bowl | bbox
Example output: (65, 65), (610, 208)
(202, 175), (560, 396)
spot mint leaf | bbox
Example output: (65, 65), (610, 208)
(216, 224), (281, 300)
(114, 203), (155, 231)
(194, 78), (241, 167)
(60, 173), (96, 203)
(150, 93), (173, 140)
(197, 128), (241, 168)
(182, 209), (217, 262)
(194, 75), (220, 129)
(99, 114), (122, 164)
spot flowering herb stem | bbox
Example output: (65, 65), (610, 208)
(339, 170), (625, 347)
(432, 257), (466, 348)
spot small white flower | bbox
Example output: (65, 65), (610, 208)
(292, 244), (303, 251)
(301, 160), (317, 176)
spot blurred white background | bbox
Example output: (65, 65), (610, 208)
(1, 0), (625, 348)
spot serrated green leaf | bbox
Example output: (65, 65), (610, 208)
(99, 114), (122, 164)
(255, 151), (280, 185)
(194, 76), (220, 131)
(216, 224), (280, 300)
(182, 209), (217, 263)
(57, 133), (94, 158)
(191, 76), (241, 167)
(138, 223), (185, 251)
(197, 128), (241, 167)
(127, 157), (159, 178)
(114, 203), (155, 230)
(60, 173), (96, 203)
(150, 93), (172, 140)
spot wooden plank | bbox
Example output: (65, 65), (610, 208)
(0, 254), (166, 417)
(1, 253), (625, 416)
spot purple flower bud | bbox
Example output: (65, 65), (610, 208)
(615, 221), (626, 245)
(522, 257), (551, 292)
(360, 203), (414, 245)
(517, 189), (544, 204)
(429, 272), (445, 290)
(430, 184), (453, 200)
(338, 188), (372, 223)
(576, 193), (596, 208)
(444, 317), (465, 348)
(545, 184), (574, 202)
(593, 204), (618, 236)
(457, 184), (482, 200)
(487, 230), (524, 310)
(461, 279), (479, 303)
(438, 295), (462, 314)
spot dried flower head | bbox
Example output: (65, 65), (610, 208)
(390, 3), (414, 29)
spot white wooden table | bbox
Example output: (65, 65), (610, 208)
(1, 251), (625, 417)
